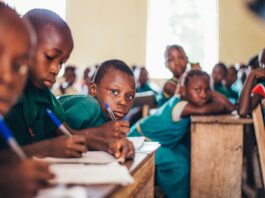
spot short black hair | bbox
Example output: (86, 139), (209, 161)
(184, 70), (210, 86)
(93, 59), (134, 84)
(164, 44), (185, 59)
(214, 62), (228, 76)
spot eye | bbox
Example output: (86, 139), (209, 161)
(110, 89), (119, 96)
(12, 63), (28, 75)
(126, 94), (135, 100)
(44, 54), (55, 61)
(195, 88), (200, 93)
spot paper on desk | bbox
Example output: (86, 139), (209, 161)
(50, 162), (134, 186)
(34, 151), (116, 164)
(36, 185), (87, 198)
(136, 142), (160, 154)
(127, 137), (145, 149)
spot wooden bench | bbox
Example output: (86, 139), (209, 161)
(190, 114), (253, 198)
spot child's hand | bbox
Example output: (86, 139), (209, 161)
(97, 120), (130, 139)
(47, 135), (87, 158)
(107, 138), (135, 163)
(0, 160), (54, 198)
(253, 68), (265, 80)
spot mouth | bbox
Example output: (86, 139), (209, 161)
(113, 111), (126, 119)
(44, 79), (55, 88)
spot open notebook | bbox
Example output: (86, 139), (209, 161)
(50, 162), (134, 185)
(34, 151), (117, 164)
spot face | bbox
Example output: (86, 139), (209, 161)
(182, 76), (211, 107)
(139, 68), (148, 86)
(225, 68), (237, 87)
(30, 25), (73, 89)
(165, 48), (188, 78)
(89, 70), (136, 120)
(64, 69), (76, 85)
(212, 65), (225, 84)
(0, 16), (32, 114)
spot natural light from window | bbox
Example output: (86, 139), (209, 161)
(146, 0), (218, 78)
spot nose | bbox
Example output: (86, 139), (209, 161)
(0, 60), (13, 87)
(117, 95), (126, 106)
(50, 63), (61, 75)
(200, 90), (207, 99)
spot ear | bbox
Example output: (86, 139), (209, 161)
(179, 85), (186, 98)
(89, 82), (97, 96)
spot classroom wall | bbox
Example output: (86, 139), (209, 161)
(65, 0), (265, 76)
(65, 0), (147, 69)
(219, 0), (265, 64)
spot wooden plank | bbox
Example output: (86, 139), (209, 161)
(190, 122), (243, 198)
(192, 114), (253, 124)
(110, 154), (155, 198)
(252, 104), (265, 185)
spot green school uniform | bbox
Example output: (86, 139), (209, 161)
(59, 95), (107, 130)
(0, 82), (66, 148)
(128, 96), (190, 198)
(214, 83), (238, 104)
(156, 77), (179, 107)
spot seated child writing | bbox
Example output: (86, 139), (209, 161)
(59, 59), (136, 161)
(129, 70), (234, 198)
(156, 44), (188, 107)
(0, 4), (53, 198)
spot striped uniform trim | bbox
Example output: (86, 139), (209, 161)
(136, 123), (152, 142)
(172, 101), (188, 122)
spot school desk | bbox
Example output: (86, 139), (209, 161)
(190, 114), (253, 198)
(38, 151), (156, 198)
(85, 151), (155, 197)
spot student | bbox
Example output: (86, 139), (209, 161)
(212, 62), (227, 93)
(135, 67), (158, 94)
(0, 3), (53, 198)
(59, 59), (135, 160)
(129, 70), (234, 198)
(238, 67), (265, 121)
(0, 8), (88, 159)
(156, 44), (188, 107)
(53, 65), (80, 96)
(80, 67), (92, 95)
(224, 66), (239, 104)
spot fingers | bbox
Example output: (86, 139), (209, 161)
(70, 135), (86, 144)
(127, 141), (135, 160)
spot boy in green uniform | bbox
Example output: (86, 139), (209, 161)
(1, 9), (132, 161)
(0, 4), (53, 198)
(59, 59), (136, 160)
(156, 45), (188, 107)
(129, 70), (234, 197)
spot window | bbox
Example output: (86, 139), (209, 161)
(4, 0), (65, 19)
(146, 0), (218, 78)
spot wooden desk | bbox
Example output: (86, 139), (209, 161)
(190, 114), (253, 198)
(84, 152), (155, 198)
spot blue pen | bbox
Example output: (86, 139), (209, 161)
(104, 103), (117, 121)
(46, 108), (72, 137)
(104, 103), (126, 163)
(0, 115), (26, 160)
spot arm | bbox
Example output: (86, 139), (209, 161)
(238, 69), (265, 117)
(181, 91), (235, 117)
(163, 81), (177, 97)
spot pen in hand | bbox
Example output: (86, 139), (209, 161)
(0, 115), (27, 160)
(104, 103), (125, 163)
(46, 108), (72, 137)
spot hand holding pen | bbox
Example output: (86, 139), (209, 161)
(46, 108), (72, 137)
